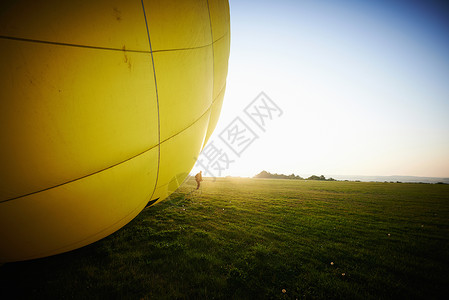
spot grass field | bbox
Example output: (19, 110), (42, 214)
(1, 178), (448, 299)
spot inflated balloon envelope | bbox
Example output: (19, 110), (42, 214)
(0, 0), (230, 262)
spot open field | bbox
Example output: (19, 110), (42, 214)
(1, 178), (448, 299)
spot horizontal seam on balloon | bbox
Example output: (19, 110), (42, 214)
(0, 84), (226, 204)
(159, 84), (226, 144)
(151, 32), (227, 53)
(0, 35), (150, 53)
(0, 143), (159, 204)
(0, 32), (228, 54)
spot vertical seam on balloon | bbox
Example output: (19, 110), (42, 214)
(205, 0), (215, 150)
(141, 0), (161, 201)
(206, 0), (215, 99)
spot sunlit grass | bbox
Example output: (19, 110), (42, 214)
(1, 178), (448, 299)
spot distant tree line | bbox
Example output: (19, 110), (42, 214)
(254, 170), (336, 181)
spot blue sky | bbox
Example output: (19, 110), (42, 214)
(199, 0), (449, 178)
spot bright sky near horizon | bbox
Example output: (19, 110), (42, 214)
(194, 0), (449, 178)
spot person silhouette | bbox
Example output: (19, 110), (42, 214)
(195, 171), (203, 190)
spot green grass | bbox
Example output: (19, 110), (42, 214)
(1, 178), (449, 299)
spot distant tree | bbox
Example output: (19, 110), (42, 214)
(307, 175), (321, 180)
(254, 171), (303, 180)
(306, 175), (335, 181)
(254, 170), (271, 178)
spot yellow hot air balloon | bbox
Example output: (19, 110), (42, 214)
(0, 0), (230, 262)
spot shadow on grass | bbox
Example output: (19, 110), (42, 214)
(1, 178), (449, 299)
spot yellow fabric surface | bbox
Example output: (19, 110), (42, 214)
(0, 0), (230, 262)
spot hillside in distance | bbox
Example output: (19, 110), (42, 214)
(254, 171), (449, 184)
